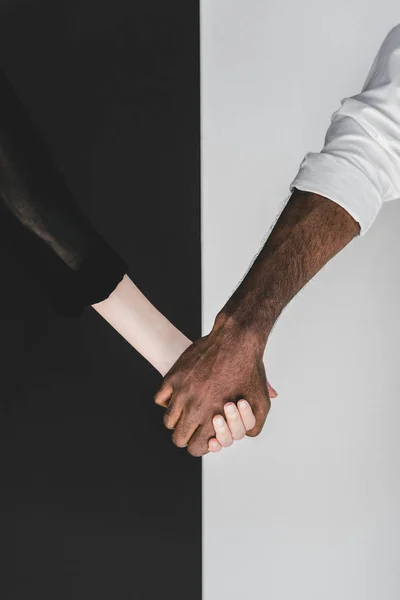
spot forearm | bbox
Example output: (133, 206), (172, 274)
(215, 189), (360, 348)
(217, 26), (400, 349)
(92, 274), (192, 376)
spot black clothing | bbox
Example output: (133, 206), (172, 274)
(0, 68), (127, 316)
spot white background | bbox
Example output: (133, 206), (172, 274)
(201, 2), (400, 599)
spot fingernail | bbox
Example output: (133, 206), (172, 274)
(216, 417), (224, 427)
(226, 404), (235, 414)
(239, 400), (248, 410)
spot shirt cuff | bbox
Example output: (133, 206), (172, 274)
(289, 151), (383, 236)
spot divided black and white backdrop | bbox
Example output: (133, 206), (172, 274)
(0, 2), (201, 598)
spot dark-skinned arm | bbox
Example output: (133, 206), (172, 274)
(156, 25), (400, 457)
(154, 188), (360, 456)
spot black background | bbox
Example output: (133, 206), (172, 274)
(0, 1), (201, 598)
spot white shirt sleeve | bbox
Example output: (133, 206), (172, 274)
(290, 24), (400, 235)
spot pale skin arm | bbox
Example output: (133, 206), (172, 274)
(92, 274), (192, 378)
(91, 274), (269, 451)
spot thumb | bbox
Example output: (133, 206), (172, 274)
(267, 379), (278, 399)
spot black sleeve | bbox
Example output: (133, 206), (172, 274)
(0, 68), (127, 317)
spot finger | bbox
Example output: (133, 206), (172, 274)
(172, 415), (199, 449)
(154, 381), (174, 407)
(187, 423), (214, 457)
(267, 380), (278, 399)
(223, 403), (246, 440)
(213, 414), (234, 448)
(237, 399), (256, 431)
(169, 397), (204, 447)
(245, 395), (270, 438)
(163, 394), (184, 430)
(208, 438), (222, 453)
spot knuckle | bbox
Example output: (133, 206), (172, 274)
(221, 439), (233, 448)
(163, 412), (174, 429)
(154, 381), (173, 403)
(246, 426), (261, 438)
(189, 399), (204, 418)
(248, 418), (257, 430)
(172, 431), (187, 448)
(187, 443), (204, 457)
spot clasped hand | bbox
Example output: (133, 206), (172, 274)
(154, 316), (276, 457)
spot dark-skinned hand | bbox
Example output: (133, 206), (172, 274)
(154, 315), (273, 457)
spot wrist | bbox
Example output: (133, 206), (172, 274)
(212, 307), (271, 356)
